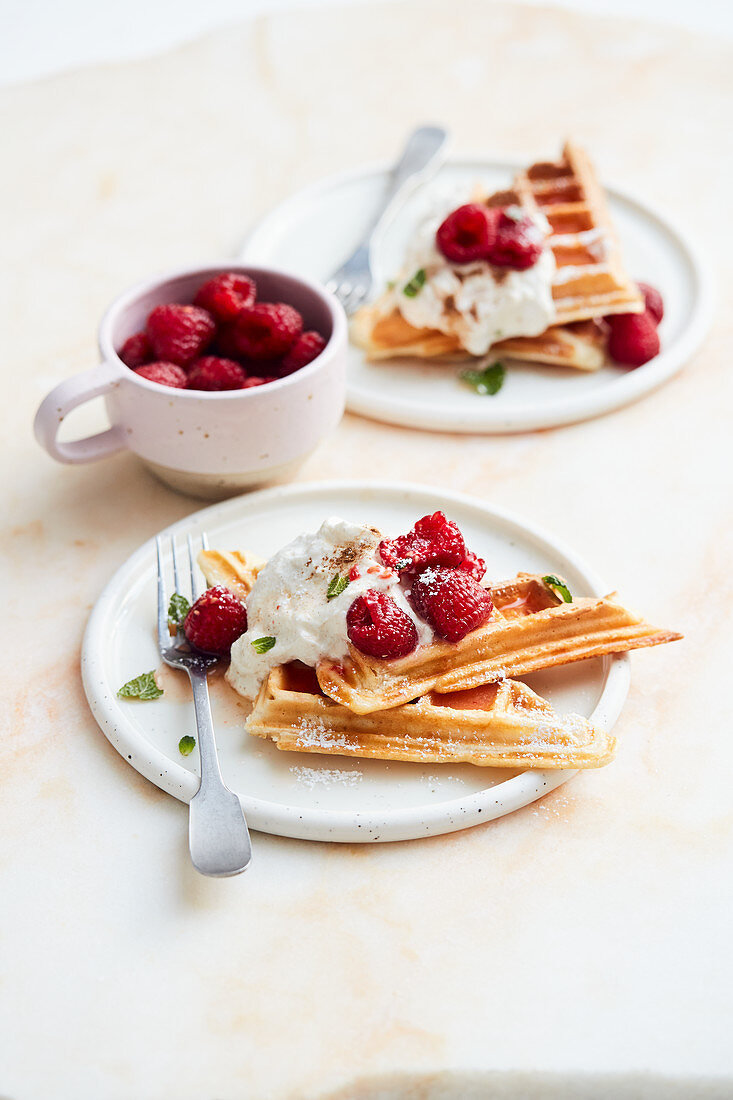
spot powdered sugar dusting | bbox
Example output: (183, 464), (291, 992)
(293, 715), (354, 751)
(290, 765), (363, 789)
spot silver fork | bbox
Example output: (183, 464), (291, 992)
(325, 124), (449, 315)
(156, 532), (252, 877)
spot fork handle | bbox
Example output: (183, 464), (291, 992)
(187, 669), (252, 877)
(366, 125), (449, 239)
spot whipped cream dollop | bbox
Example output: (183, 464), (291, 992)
(387, 199), (556, 354)
(227, 517), (433, 700)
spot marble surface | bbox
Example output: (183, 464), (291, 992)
(2, 2), (732, 1097)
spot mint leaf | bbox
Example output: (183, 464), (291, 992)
(403, 268), (427, 297)
(251, 636), (276, 654)
(543, 575), (573, 603)
(178, 735), (196, 756)
(461, 361), (505, 396)
(326, 573), (350, 601)
(117, 671), (163, 701)
(167, 592), (190, 626)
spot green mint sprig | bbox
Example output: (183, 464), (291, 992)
(543, 575), (573, 603)
(178, 735), (196, 756)
(461, 362), (506, 396)
(117, 671), (163, 701)
(326, 574), (350, 601)
(403, 269), (427, 297)
(167, 592), (191, 626)
(251, 636), (276, 654)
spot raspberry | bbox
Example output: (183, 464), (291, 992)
(133, 362), (188, 388)
(193, 272), (256, 323)
(146, 303), (216, 366)
(607, 311), (660, 367)
(118, 332), (152, 369)
(187, 356), (246, 391)
(409, 567), (493, 643)
(279, 331), (327, 375)
(636, 282), (664, 325)
(486, 208), (544, 270)
(241, 376), (276, 388)
(211, 323), (244, 362)
(346, 590), (418, 660)
(379, 512), (466, 574)
(457, 551), (487, 582)
(436, 204), (498, 264)
(183, 585), (248, 655)
(232, 303), (303, 360)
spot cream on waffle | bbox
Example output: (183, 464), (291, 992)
(247, 662), (616, 770)
(317, 573), (681, 714)
(352, 140), (642, 371)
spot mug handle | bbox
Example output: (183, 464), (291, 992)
(34, 361), (127, 464)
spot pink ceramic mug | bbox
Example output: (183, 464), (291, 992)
(34, 264), (348, 498)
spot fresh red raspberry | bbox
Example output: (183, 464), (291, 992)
(409, 566), (493, 643)
(118, 332), (152, 369)
(212, 323), (244, 362)
(183, 585), (248, 655)
(436, 203), (498, 264)
(146, 303), (216, 366)
(133, 362), (188, 388)
(240, 376), (277, 388)
(279, 331), (327, 375)
(457, 551), (487, 582)
(486, 208), (544, 270)
(187, 356), (247, 391)
(636, 282), (664, 325)
(346, 590), (418, 660)
(193, 272), (256, 323)
(379, 512), (467, 574)
(232, 303), (303, 360)
(607, 312), (660, 367)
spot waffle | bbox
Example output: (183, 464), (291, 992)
(198, 548), (265, 600)
(247, 662), (616, 769)
(493, 320), (607, 372)
(317, 573), (681, 714)
(351, 140), (642, 370)
(350, 291), (606, 372)
(514, 141), (643, 324)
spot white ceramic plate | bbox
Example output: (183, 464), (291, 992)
(82, 481), (629, 843)
(239, 158), (712, 433)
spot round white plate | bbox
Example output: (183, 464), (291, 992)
(82, 481), (629, 843)
(240, 158), (712, 433)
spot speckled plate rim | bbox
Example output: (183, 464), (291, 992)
(239, 156), (714, 434)
(81, 480), (630, 843)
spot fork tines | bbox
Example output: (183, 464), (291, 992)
(155, 531), (209, 650)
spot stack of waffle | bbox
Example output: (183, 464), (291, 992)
(351, 141), (643, 371)
(200, 550), (680, 771)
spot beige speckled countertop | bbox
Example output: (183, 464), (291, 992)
(2, 3), (732, 1098)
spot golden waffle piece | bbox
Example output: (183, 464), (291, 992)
(248, 662), (616, 770)
(351, 140), (642, 370)
(351, 303), (607, 372)
(198, 548), (265, 600)
(317, 574), (681, 714)
(514, 141), (643, 325)
(492, 320), (607, 372)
